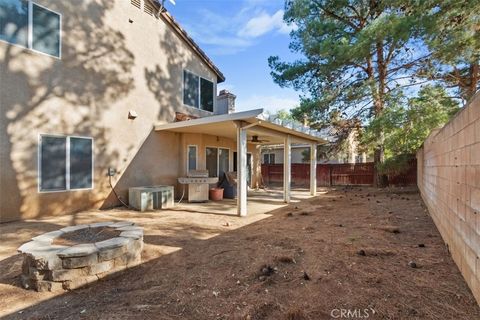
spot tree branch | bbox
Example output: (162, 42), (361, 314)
(314, 1), (360, 31)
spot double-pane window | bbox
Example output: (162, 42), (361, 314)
(39, 135), (93, 192)
(0, 0), (61, 58)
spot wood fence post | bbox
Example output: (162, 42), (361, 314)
(329, 165), (333, 186)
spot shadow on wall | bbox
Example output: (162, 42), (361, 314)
(101, 20), (197, 208)
(145, 19), (215, 123)
(145, 24), (189, 123)
(101, 130), (181, 209)
(0, 1), (135, 222)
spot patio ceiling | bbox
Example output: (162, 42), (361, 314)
(154, 109), (327, 145)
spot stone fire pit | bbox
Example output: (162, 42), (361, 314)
(18, 221), (143, 292)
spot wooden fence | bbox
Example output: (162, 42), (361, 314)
(261, 162), (417, 187)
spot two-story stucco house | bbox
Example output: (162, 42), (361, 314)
(0, 0), (324, 223)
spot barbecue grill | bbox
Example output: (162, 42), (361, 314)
(178, 170), (218, 202)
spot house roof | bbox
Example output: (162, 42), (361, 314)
(154, 4), (225, 83)
(154, 109), (327, 144)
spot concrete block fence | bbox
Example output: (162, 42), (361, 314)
(417, 92), (480, 303)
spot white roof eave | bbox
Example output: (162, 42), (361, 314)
(154, 109), (264, 131)
(154, 109), (326, 144)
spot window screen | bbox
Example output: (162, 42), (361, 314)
(188, 146), (197, 171)
(40, 136), (66, 191)
(206, 147), (218, 177)
(69, 137), (93, 189)
(0, 0), (28, 47)
(183, 71), (199, 108)
(218, 148), (229, 178)
(200, 78), (214, 112)
(32, 4), (60, 57)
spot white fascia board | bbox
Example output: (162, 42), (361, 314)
(154, 109), (264, 131)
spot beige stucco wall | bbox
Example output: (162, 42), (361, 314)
(0, 0), (225, 222)
(417, 92), (480, 303)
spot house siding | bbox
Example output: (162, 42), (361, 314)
(0, 0), (222, 222)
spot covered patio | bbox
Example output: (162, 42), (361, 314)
(155, 109), (326, 217)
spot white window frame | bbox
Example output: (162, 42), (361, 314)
(205, 146), (230, 177)
(183, 69), (215, 113)
(38, 134), (94, 193)
(187, 144), (198, 172)
(0, 0), (62, 59)
(263, 153), (275, 164)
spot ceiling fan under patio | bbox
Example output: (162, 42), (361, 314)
(250, 135), (269, 144)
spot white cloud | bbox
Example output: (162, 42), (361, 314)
(184, 25), (252, 55)
(177, 4), (295, 55)
(238, 10), (294, 38)
(236, 94), (299, 113)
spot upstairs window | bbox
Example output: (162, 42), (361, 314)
(0, 0), (28, 47)
(39, 135), (93, 192)
(0, 0), (61, 58)
(200, 78), (214, 112)
(32, 3), (60, 57)
(183, 70), (214, 112)
(183, 70), (199, 108)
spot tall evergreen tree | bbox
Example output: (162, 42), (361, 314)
(269, 0), (429, 186)
(417, 0), (480, 102)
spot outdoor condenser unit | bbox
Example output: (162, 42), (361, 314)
(128, 185), (174, 211)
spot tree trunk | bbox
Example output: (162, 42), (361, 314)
(372, 42), (388, 187)
(372, 91), (385, 185)
(467, 62), (479, 101)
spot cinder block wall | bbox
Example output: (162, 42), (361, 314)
(417, 92), (480, 303)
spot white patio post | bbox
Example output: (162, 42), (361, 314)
(283, 134), (291, 203)
(310, 143), (317, 196)
(237, 125), (248, 217)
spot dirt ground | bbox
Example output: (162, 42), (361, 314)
(1, 187), (479, 319)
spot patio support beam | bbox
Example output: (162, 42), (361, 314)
(310, 143), (317, 196)
(283, 134), (291, 203)
(235, 121), (248, 217)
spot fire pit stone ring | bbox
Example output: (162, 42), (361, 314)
(17, 221), (143, 292)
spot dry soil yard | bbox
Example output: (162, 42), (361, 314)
(1, 187), (479, 319)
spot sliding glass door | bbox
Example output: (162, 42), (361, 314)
(206, 147), (230, 178)
(218, 148), (229, 179)
(206, 147), (218, 177)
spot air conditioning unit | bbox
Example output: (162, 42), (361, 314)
(128, 185), (174, 211)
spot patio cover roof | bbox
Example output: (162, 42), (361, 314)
(154, 109), (327, 145)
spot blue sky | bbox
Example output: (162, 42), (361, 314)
(167, 0), (302, 113)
